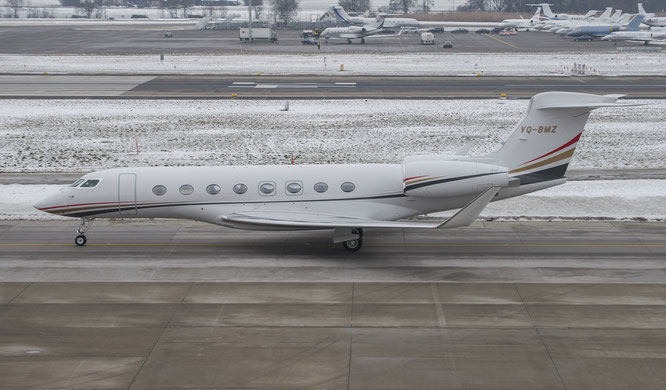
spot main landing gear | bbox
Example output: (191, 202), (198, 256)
(342, 228), (363, 252)
(75, 218), (93, 246)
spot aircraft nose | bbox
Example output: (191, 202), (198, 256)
(33, 190), (64, 214)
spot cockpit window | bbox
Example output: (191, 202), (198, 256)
(70, 179), (85, 187)
(80, 179), (101, 188)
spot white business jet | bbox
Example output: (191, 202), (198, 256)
(498, 7), (543, 31)
(602, 29), (666, 44)
(35, 92), (635, 251)
(321, 16), (385, 44)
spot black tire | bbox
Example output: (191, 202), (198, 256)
(75, 235), (87, 246)
(342, 237), (362, 252)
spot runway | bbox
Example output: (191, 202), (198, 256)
(1, 220), (664, 282)
(1, 220), (665, 389)
(2, 75), (666, 99)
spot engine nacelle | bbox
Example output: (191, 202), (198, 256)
(403, 160), (509, 198)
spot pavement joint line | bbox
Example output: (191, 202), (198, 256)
(4, 282), (32, 306)
(347, 283), (355, 390)
(484, 34), (520, 49)
(431, 283), (447, 328)
(513, 283), (569, 390)
(127, 281), (194, 389)
(0, 243), (663, 247)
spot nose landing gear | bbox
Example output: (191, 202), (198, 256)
(75, 218), (93, 246)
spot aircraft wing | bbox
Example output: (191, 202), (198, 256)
(221, 211), (441, 229)
(220, 187), (500, 230)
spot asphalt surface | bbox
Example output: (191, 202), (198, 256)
(0, 26), (653, 54)
(2, 74), (666, 99)
(1, 221), (665, 388)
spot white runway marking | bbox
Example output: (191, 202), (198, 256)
(230, 82), (357, 89)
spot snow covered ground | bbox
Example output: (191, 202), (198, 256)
(1, 52), (664, 76)
(4, 180), (665, 221)
(1, 99), (663, 173)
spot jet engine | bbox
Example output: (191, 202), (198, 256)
(403, 160), (510, 198)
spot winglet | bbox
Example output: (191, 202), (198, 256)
(438, 186), (500, 228)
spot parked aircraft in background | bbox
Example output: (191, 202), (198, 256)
(528, 3), (597, 21)
(34, 92), (637, 251)
(638, 3), (666, 27)
(321, 16), (385, 43)
(552, 9), (621, 36)
(567, 14), (644, 39)
(329, 5), (419, 28)
(602, 29), (666, 44)
(328, 5), (498, 29)
(497, 7), (542, 30)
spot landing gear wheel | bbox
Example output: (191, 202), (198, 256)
(347, 38), (352, 44)
(75, 235), (87, 246)
(342, 237), (362, 252)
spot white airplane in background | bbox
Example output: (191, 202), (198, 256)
(321, 16), (385, 44)
(328, 5), (498, 29)
(329, 5), (419, 28)
(602, 29), (666, 44)
(497, 7), (543, 31)
(551, 9), (620, 35)
(34, 92), (636, 251)
(528, 3), (597, 21)
(637, 3), (666, 27)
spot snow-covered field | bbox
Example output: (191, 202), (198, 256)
(1, 99), (663, 173)
(4, 180), (665, 221)
(1, 52), (664, 76)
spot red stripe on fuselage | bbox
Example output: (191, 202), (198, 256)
(39, 201), (133, 211)
(404, 175), (427, 181)
(519, 132), (582, 166)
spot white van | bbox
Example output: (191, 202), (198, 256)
(420, 32), (434, 45)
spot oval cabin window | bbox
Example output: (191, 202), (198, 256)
(206, 184), (221, 195)
(152, 185), (167, 196)
(179, 184), (194, 195)
(233, 184), (247, 194)
(286, 182), (302, 194)
(259, 182), (275, 195)
(340, 182), (355, 193)
(313, 182), (328, 193)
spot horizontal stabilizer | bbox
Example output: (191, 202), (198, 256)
(534, 94), (642, 110)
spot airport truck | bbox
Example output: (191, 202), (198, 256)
(420, 32), (435, 45)
(239, 28), (278, 42)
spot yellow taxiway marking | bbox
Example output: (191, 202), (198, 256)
(0, 243), (664, 247)
(484, 34), (520, 49)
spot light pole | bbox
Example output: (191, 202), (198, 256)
(248, 0), (253, 41)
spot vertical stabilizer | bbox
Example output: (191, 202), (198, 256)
(481, 92), (635, 184)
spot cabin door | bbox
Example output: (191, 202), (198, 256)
(118, 173), (137, 215)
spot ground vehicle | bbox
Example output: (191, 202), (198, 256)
(301, 38), (319, 45)
(574, 36), (595, 42)
(451, 28), (469, 34)
(302, 29), (321, 38)
(402, 27), (420, 34)
(425, 27), (445, 33)
(164, 30), (172, 38)
(476, 28), (491, 34)
(239, 28), (278, 42)
(499, 29), (517, 36)
(442, 40), (453, 48)
(491, 27), (504, 34)
(420, 32), (435, 45)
